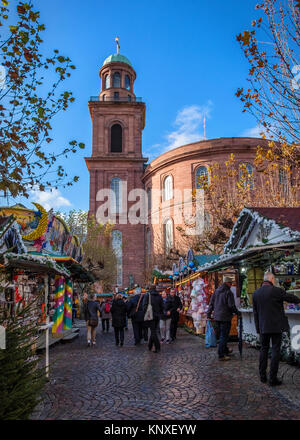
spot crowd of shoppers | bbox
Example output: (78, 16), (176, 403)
(81, 270), (300, 387)
(81, 284), (183, 353)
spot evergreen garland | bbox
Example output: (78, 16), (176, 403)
(0, 297), (47, 420)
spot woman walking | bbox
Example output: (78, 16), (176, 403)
(111, 293), (127, 346)
(100, 297), (112, 332)
(160, 291), (172, 343)
(84, 293), (101, 347)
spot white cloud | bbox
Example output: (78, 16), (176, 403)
(151, 103), (213, 153)
(29, 187), (72, 211)
(241, 125), (266, 138)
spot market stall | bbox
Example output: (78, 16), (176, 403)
(196, 207), (300, 363)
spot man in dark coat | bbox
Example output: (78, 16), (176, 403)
(207, 277), (240, 361)
(169, 288), (183, 341)
(84, 293), (101, 347)
(253, 272), (300, 386)
(127, 287), (147, 345)
(111, 294), (127, 346)
(142, 284), (163, 353)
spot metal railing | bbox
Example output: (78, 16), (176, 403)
(89, 96), (143, 103)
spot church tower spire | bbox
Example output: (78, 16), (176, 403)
(85, 45), (147, 288)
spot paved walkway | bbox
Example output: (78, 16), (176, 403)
(31, 322), (300, 420)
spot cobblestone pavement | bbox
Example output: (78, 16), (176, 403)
(31, 322), (300, 420)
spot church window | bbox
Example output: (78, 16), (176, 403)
(110, 177), (122, 213)
(196, 166), (209, 188)
(239, 163), (254, 189)
(104, 74), (110, 89)
(111, 124), (122, 152)
(112, 230), (122, 285)
(113, 72), (121, 88)
(164, 219), (173, 253)
(163, 175), (173, 201)
(125, 75), (130, 90)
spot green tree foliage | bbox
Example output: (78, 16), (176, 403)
(0, 295), (46, 420)
(0, 1), (85, 199)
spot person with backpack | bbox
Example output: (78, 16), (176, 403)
(100, 297), (112, 333)
(142, 284), (163, 353)
(84, 293), (101, 347)
(111, 293), (127, 346)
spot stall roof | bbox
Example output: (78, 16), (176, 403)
(194, 254), (220, 266)
(224, 207), (300, 254)
(249, 207), (300, 233)
(2, 252), (71, 277)
(28, 252), (94, 282)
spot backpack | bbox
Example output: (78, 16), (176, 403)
(105, 303), (111, 314)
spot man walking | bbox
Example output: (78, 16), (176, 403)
(142, 284), (163, 353)
(207, 277), (240, 361)
(127, 287), (145, 345)
(253, 272), (300, 386)
(169, 288), (182, 341)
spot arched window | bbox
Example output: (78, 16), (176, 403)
(125, 74), (130, 90)
(113, 72), (121, 88)
(105, 74), (110, 89)
(239, 163), (254, 189)
(196, 166), (209, 189)
(112, 230), (122, 286)
(164, 219), (173, 253)
(110, 177), (122, 213)
(279, 167), (288, 193)
(146, 228), (151, 256)
(102, 94), (106, 101)
(147, 188), (151, 212)
(163, 175), (173, 201)
(111, 124), (122, 153)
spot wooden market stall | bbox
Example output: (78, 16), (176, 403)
(196, 207), (300, 363)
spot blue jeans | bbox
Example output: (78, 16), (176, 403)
(215, 321), (231, 358)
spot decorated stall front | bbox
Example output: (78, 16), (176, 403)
(196, 207), (300, 364)
(0, 204), (93, 338)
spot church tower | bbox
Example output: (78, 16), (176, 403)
(85, 40), (147, 288)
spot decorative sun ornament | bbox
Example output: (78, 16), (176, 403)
(22, 203), (49, 241)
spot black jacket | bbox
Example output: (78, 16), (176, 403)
(127, 294), (145, 322)
(207, 283), (239, 322)
(142, 289), (163, 321)
(161, 296), (173, 320)
(111, 299), (127, 328)
(169, 295), (183, 318)
(84, 300), (101, 321)
(253, 281), (300, 334)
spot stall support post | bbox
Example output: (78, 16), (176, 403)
(44, 275), (49, 379)
(45, 315), (49, 379)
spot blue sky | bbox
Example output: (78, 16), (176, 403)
(11, 0), (261, 212)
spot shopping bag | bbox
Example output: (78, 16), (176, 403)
(205, 320), (217, 348)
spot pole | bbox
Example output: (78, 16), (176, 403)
(45, 316), (49, 379)
(44, 275), (49, 379)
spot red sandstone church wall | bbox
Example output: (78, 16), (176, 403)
(143, 137), (270, 259)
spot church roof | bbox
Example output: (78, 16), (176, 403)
(103, 53), (132, 67)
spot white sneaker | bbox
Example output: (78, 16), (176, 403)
(92, 341), (96, 346)
(87, 340), (91, 347)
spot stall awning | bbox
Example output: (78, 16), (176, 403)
(28, 252), (94, 282)
(2, 252), (71, 277)
(196, 241), (300, 273)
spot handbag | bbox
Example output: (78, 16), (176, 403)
(144, 292), (153, 321)
(88, 318), (98, 327)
